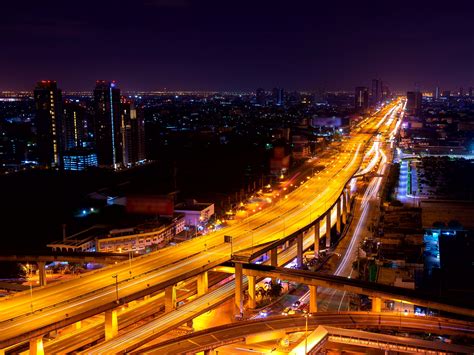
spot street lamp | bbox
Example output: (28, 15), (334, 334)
(128, 251), (133, 277)
(26, 263), (33, 311)
(112, 274), (119, 304)
(303, 310), (311, 354)
(224, 235), (233, 257)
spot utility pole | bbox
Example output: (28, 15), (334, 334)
(112, 274), (119, 304)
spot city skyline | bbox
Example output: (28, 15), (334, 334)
(2, 0), (474, 92)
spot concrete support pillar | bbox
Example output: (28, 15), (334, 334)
(309, 285), (318, 313)
(270, 247), (278, 267)
(314, 222), (320, 256)
(248, 275), (256, 309)
(345, 188), (351, 214)
(325, 212), (331, 249)
(342, 191), (347, 224)
(165, 285), (177, 312)
(29, 336), (44, 355)
(105, 309), (118, 341)
(235, 263), (243, 315)
(37, 261), (47, 287)
(372, 297), (382, 313)
(197, 271), (208, 296)
(296, 234), (303, 268)
(336, 199), (341, 234)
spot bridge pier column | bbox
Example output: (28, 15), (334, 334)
(270, 247), (279, 283)
(336, 198), (341, 234)
(248, 275), (256, 309)
(235, 262), (243, 316)
(197, 271), (208, 296)
(342, 191), (347, 224)
(105, 309), (118, 340)
(296, 234), (303, 268)
(309, 285), (318, 313)
(29, 335), (44, 355)
(270, 247), (278, 267)
(325, 212), (331, 249)
(372, 297), (382, 313)
(314, 221), (320, 256)
(37, 261), (47, 286)
(165, 285), (177, 312)
(345, 188), (351, 214)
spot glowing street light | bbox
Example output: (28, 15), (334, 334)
(112, 274), (119, 304)
(303, 310), (311, 354)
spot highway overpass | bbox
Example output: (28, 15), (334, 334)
(135, 313), (474, 354)
(0, 103), (414, 352)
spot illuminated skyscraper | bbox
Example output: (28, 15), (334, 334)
(256, 88), (266, 106)
(406, 91), (423, 116)
(33, 80), (64, 168)
(371, 79), (382, 106)
(355, 86), (369, 112)
(64, 100), (87, 149)
(93, 81), (122, 168)
(272, 88), (284, 106)
(120, 99), (146, 167)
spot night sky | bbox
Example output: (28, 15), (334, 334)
(1, 0), (473, 92)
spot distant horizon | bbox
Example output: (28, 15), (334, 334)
(0, 84), (468, 95)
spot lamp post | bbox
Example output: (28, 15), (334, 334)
(26, 263), (33, 311)
(112, 274), (119, 304)
(128, 251), (133, 277)
(303, 310), (311, 354)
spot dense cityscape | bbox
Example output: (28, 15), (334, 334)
(1, 1), (474, 354)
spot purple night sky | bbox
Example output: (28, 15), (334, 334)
(1, 0), (473, 92)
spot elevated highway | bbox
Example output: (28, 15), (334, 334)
(135, 313), (474, 354)
(0, 103), (404, 350)
(237, 263), (474, 317)
(0, 251), (128, 264)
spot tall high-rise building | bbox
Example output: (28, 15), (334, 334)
(33, 80), (64, 168)
(371, 79), (382, 106)
(256, 88), (266, 106)
(434, 87), (440, 100)
(120, 99), (146, 167)
(355, 87), (369, 112)
(406, 91), (423, 116)
(93, 81), (122, 168)
(272, 88), (284, 106)
(381, 84), (390, 101)
(64, 100), (87, 150)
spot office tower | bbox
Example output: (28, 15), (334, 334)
(371, 79), (382, 106)
(381, 85), (390, 101)
(33, 80), (64, 168)
(256, 88), (266, 106)
(355, 87), (369, 112)
(93, 81), (122, 168)
(272, 88), (284, 106)
(63, 100), (87, 149)
(120, 98), (146, 167)
(406, 91), (423, 116)
(434, 87), (440, 100)
(63, 149), (98, 171)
